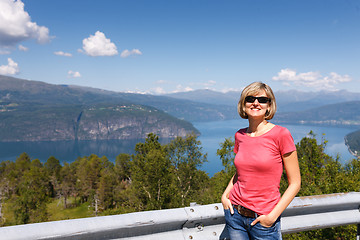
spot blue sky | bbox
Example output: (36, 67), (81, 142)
(0, 0), (359, 94)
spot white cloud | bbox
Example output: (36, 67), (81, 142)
(18, 44), (28, 51)
(0, 0), (51, 47)
(120, 49), (142, 58)
(54, 51), (72, 57)
(149, 82), (194, 95)
(272, 68), (351, 90)
(79, 31), (118, 56)
(150, 87), (166, 95)
(0, 58), (19, 75)
(68, 70), (81, 78)
(125, 89), (148, 94)
(174, 84), (193, 93)
(220, 87), (244, 93)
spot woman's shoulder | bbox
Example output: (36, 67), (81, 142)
(236, 127), (248, 134)
(272, 124), (292, 136)
(234, 127), (247, 138)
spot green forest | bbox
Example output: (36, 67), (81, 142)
(0, 132), (359, 239)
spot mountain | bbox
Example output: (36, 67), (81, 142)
(273, 101), (360, 127)
(163, 89), (240, 106)
(0, 103), (196, 142)
(0, 75), (128, 105)
(2, 74), (360, 143)
(275, 90), (360, 112)
(0, 75), (200, 142)
(116, 92), (237, 122)
(0, 75), (236, 122)
(163, 89), (360, 113)
(163, 88), (360, 129)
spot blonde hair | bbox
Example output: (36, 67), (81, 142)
(237, 82), (277, 120)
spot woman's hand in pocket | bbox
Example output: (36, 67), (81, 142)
(221, 195), (234, 214)
(251, 214), (275, 228)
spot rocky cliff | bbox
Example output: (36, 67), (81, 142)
(0, 103), (198, 142)
(76, 104), (196, 140)
(0, 75), (201, 142)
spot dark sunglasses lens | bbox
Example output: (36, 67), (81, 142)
(245, 96), (256, 103)
(258, 97), (270, 103)
(245, 96), (270, 103)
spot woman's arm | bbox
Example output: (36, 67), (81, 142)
(251, 150), (301, 227)
(221, 173), (238, 214)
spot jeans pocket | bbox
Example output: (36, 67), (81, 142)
(258, 222), (273, 228)
(255, 219), (280, 232)
(224, 209), (232, 225)
(252, 220), (282, 239)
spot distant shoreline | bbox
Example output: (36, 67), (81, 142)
(272, 120), (360, 130)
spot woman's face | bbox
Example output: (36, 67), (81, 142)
(244, 89), (270, 120)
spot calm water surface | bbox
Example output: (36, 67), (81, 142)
(0, 120), (357, 177)
(193, 119), (358, 176)
(0, 139), (141, 163)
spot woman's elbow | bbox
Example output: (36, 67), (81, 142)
(292, 178), (301, 194)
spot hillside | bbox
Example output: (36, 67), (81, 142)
(0, 76), (199, 142)
(163, 89), (239, 106)
(0, 75), (129, 105)
(345, 130), (360, 157)
(164, 89), (360, 112)
(273, 101), (360, 127)
(0, 103), (198, 142)
(2, 74), (360, 143)
(0, 75), (236, 122)
(117, 92), (237, 121)
(164, 89), (360, 128)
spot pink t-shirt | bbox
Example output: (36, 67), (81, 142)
(229, 125), (296, 215)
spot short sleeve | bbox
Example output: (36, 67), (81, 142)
(278, 127), (296, 155)
(234, 132), (239, 154)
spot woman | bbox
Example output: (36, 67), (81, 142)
(221, 82), (301, 239)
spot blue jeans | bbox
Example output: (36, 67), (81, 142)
(224, 208), (282, 240)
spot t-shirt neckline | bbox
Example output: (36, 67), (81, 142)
(243, 124), (278, 138)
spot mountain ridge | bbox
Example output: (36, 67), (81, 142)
(0, 75), (200, 142)
(0, 75), (236, 122)
(273, 101), (360, 127)
(1, 75), (360, 140)
(163, 88), (360, 113)
(2, 75), (360, 125)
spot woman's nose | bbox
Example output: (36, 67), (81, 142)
(253, 99), (260, 105)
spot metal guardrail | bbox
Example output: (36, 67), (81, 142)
(0, 192), (360, 240)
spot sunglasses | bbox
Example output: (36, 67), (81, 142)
(245, 96), (271, 104)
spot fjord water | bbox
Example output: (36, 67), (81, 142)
(0, 139), (140, 166)
(0, 119), (357, 177)
(193, 119), (357, 176)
